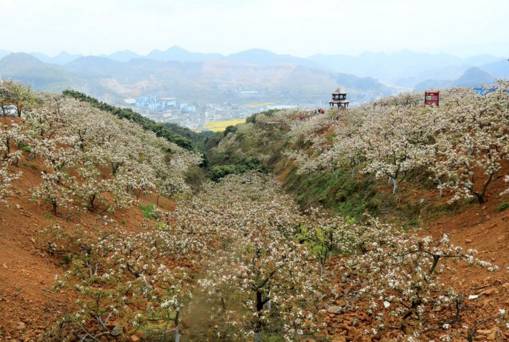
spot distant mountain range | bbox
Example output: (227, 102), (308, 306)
(414, 67), (497, 91)
(309, 51), (506, 87)
(0, 51), (393, 106)
(4, 47), (504, 87)
(0, 47), (507, 109)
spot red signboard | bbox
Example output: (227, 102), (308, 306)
(424, 91), (439, 106)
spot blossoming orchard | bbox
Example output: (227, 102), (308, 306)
(1, 82), (509, 340)
(286, 81), (509, 203)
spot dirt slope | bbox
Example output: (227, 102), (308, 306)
(0, 127), (174, 340)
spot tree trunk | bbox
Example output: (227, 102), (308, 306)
(52, 200), (58, 216)
(429, 254), (441, 275)
(474, 193), (485, 204)
(474, 172), (494, 204)
(5, 137), (11, 156)
(391, 177), (398, 194)
(254, 289), (264, 342)
(174, 310), (181, 342)
(89, 194), (96, 210)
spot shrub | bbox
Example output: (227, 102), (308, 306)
(139, 203), (158, 219)
(496, 202), (509, 212)
(209, 157), (265, 181)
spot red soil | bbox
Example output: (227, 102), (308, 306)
(0, 140), (174, 340)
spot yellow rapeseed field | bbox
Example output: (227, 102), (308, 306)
(205, 118), (245, 132)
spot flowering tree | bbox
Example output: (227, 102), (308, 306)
(49, 226), (200, 342)
(199, 225), (321, 341)
(431, 85), (509, 203)
(22, 94), (200, 214)
(328, 217), (498, 338)
(282, 84), (509, 203)
(0, 161), (19, 202)
(0, 123), (24, 202)
(162, 173), (323, 340)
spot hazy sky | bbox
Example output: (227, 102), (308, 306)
(1, 0), (508, 57)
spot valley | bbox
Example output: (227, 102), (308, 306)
(3, 0), (509, 340)
(1, 81), (509, 340)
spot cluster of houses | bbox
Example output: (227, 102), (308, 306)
(124, 96), (197, 114)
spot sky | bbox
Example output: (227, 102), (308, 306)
(1, 0), (508, 57)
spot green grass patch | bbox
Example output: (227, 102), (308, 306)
(283, 166), (381, 220)
(496, 202), (509, 212)
(139, 203), (158, 219)
(17, 142), (32, 153)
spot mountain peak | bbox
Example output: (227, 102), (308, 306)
(0, 52), (44, 65)
(107, 50), (140, 62)
(146, 46), (222, 62)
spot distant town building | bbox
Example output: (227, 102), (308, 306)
(329, 88), (349, 109)
(135, 96), (177, 112)
(473, 87), (500, 96)
(160, 97), (177, 107)
(267, 105), (297, 110)
(179, 103), (197, 113)
(424, 91), (440, 106)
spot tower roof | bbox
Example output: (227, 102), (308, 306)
(332, 88), (346, 95)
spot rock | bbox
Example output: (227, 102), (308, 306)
(465, 239), (473, 244)
(110, 325), (122, 337)
(130, 335), (140, 342)
(16, 321), (26, 330)
(326, 305), (342, 314)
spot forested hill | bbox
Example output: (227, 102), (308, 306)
(63, 89), (216, 151)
